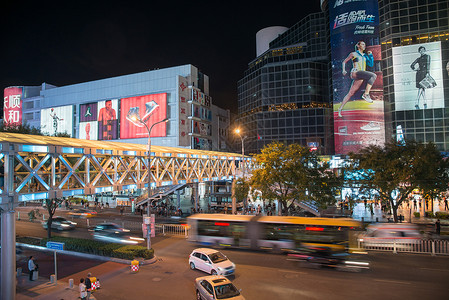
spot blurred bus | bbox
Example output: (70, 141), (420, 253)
(187, 214), (360, 252)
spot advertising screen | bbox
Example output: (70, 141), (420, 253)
(79, 121), (98, 140)
(120, 93), (167, 139)
(330, 0), (385, 154)
(40, 105), (73, 136)
(80, 102), (98, 122)
(3, 87), (23, 126)
(392, 41), (444, 111)
(97, 99), (118, 140)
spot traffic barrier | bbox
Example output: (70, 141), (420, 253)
(69, 278), (74, 289)
(358, 238), (449, 255)
(131, 260), (139, 273)
(50, 274), (56, 284)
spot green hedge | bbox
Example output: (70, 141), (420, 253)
(435, 211), (449, 219)
(17, 236), (154, 260)
(414, 212), (420, 218)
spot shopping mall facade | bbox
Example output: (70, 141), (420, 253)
(237, 0), (449, 156)
(3, 64), (230, 152)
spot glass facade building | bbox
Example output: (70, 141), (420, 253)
(237, 13), (334, 155)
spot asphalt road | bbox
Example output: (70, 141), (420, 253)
(12, 207), (449, 299)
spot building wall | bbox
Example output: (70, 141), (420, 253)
(237, 12), (333, 154)
(378, 0), (449, 151)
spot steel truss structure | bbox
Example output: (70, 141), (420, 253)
(0, 132), (252, 208)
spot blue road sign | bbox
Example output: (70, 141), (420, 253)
(46, 241), (64, 251)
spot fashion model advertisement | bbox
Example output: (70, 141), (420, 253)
(392, 41), (444, 111)
(330, 0), (385, 154)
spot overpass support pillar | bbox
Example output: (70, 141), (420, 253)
(1, 209), (16, 300)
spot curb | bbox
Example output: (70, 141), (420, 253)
(17, 243), (157, 265)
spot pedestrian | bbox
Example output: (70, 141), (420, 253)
(445, 198), (448, 210)
(436, 219), (441, 235)
(79, 278), (88, 300)
(85, 272), (92, 299)
(120, 206), (124, 215)
(28, 256), (37, 281)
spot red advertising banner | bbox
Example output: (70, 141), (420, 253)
(3, 87), (23, 126)
(120, 93), (167, 139)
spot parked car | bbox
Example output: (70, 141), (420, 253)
(189, 248), (235, 276)
(67, 208), (97, 218)
(91, 223), (130, 233)
(195, 275), (245, 300)
(92, 231), (144, 245)
(42, 217), (77, 231)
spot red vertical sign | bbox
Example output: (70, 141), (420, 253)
(3, 87), (23, 126)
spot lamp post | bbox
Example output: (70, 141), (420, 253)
(128, 107), (168, 250)
(234, 128), (246, 177)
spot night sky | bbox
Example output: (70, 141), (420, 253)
(1, 1), (320, 114)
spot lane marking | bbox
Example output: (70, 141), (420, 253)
(278, 269), (307, 275)
(420, 267), (449, 272)
(374, 279), (411, 285)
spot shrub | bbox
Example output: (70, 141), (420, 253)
(435, 211), (449, 219)
(16, 236), (41, 245)
(425, 211), (435, 218)
(413, 212), (420, 218)
(38, 236), (153, 260)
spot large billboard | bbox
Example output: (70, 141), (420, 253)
(120, 93), (167, 139)
(3, 87), (23, 126)
(40, 105), (74, 136)
(392, 41), (445, 111)
(97, 99), (119, 140)
(330, 0), (385, 154)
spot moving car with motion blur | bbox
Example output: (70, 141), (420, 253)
(195, 275), (245, 300)
(287, 245), (369, 272)
(189, 248), (236, 276)
(67, 208), (97, 218)
(92, 231), (144, 245)
(359, 223), (422, 250)
(42, 217), (77, 231)
(91, 223), (130, 234)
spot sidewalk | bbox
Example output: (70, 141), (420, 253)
(17, 274), (96, 300)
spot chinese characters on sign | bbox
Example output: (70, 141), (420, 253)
(3, 87), (23, 126)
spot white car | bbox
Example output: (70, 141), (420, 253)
(195, 275), (245, 300)
(189, 248), (236, 276)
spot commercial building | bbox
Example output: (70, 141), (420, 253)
(237, 0), (449, 155)
(3, 64), (230, 151)
(236, 13), (334, 155)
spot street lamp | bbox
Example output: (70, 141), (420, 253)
(127, 106), (168, 249)
(234, 128), (246, 177)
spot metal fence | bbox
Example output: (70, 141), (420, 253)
(358, 239), (449, 255)
(155, 224), (189, 237)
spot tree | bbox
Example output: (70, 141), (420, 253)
(44, 198), (64, 238)
(233, 177), (250, 211)
(348, 140), (449, 222)
(251, 142), (340, 215)
(0, 122), (43, 135)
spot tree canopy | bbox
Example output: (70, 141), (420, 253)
(348, 140), (449, 222)
(251, 142), (341, 215)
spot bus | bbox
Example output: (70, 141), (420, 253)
(187, 214), (361, 253)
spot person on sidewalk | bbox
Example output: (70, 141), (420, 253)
(436, 219), (441, 235)
(79, 278), (88, 300)
(28, 256), (37, 281)
(85, 273), (92, 299)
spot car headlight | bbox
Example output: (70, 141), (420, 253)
(61, 224), (70, 227)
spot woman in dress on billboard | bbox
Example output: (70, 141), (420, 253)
(338, 41), (377, 118)
(410, 46), (431, 109)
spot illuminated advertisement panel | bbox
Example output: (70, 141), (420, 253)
(3, 87), (23, 126)
(178, 76), (190, 146)
(79, 121), (98, 140)
(97, 99), (118, 140)
(330, 0), (385, 154)
(80, 102), (98, 122)
(120, 93), (167, 139)
(40, 105), (73, 136)
(392, 41), (444, 111)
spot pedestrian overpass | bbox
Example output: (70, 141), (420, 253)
(0, 132), (252, 299)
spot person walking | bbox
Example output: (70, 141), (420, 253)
(79, 278), (88, 300)
(436, 219), (441, 235)
(28, 256), (37, 281)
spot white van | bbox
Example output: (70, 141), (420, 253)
(359, 223), (422, 250)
